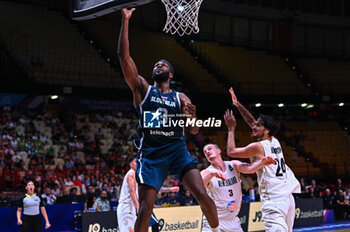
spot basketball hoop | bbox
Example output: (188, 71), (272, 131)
(161, 0), (203, 36)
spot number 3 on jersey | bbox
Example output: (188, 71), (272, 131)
(275, 158), (286, 177)
(228, 189), (233, 196)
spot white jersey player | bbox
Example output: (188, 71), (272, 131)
(117, 155), (180, 232)
(225, 98), (301, 232)
(201, 144), (275, 232)
(117, 155), (139, 232)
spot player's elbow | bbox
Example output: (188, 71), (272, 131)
(227, 149), (236, 157)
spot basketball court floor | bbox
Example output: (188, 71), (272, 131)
(294, 221), (350, 232)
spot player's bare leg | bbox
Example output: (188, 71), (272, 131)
(182, 169), (219, 228)
(134, 185), (157, 232)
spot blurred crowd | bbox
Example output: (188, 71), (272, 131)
(0, 105), (349, 221)
(299, 177), (350, 220)
(0, 105), (209, 208)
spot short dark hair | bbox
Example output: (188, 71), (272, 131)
(26, 180), (34, 186)
(126, 155), (136, 165)
(258, 115), (278, 137)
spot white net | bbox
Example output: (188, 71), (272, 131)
(161, 0), (204, 36)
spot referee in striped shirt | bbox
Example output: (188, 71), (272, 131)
(17, 180), (51, 232)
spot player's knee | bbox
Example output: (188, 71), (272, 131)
(191, 187), (208, 202)
(138, 202), (153, 216)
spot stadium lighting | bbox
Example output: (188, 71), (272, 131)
(255, 103), (261, 107)
(301, 103), (307, 108)
(50, 95), (58, 100)
(177, 5), (185, 12)
(278, 103), (284, 108)
(339, 102), (344, 107)
(306, 104), (314, 109)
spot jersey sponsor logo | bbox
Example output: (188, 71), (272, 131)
(227, 200), (237, 213)
(151, 96), (176, 107)
(218, 176), (238, 187)
(150, 130), (175, 137)
(270, 147), (282, 155)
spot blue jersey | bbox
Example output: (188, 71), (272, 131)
(136, 86), (186, 153)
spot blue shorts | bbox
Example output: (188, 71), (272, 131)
(136, 145), (198, 191)
(149, 212), (158, 227)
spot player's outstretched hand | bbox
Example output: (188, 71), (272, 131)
(45, 222), (51, 229)
(262, 156), (275, 165)
(224, 109), (236, 130)
(170, 186), (180, 192)
(211, 170), (227, 181)
(229, 87), (238, 107)
(121, 8), (135, 20)
(183, 102), (196, 118)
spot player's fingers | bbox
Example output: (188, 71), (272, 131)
(225, 110), (229, 119)
(187, 103), (195, 110)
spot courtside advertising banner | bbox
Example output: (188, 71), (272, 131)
(82, 211), (118, 232)
(294, 198), (324, 227)
(153, 206), (203, 232)
(247, 202), (264, 232)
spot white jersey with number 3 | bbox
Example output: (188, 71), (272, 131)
(254, 137), (300, 201)
(206, 161), (242, 219)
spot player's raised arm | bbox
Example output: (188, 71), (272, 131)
(118, 8), (149, 106)
(179, 93), (199, 135)
(229, 88), (256, 129)
(224, 109), (264, 159)
(232, 156), (275, 174)
(200, 169), (227, 187)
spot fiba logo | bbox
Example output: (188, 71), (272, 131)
(88, 223), (117, 232)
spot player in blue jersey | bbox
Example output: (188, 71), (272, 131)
(118, 8), (220, 232)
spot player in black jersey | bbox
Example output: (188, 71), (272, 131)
(17, 180), (51, 232)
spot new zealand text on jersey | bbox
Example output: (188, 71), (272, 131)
(218, 176), (238, 187)
(151, 96), (176, 107)
(271, 147), (282, 155)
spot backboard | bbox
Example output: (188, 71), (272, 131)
(71, 0), (156, 20)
